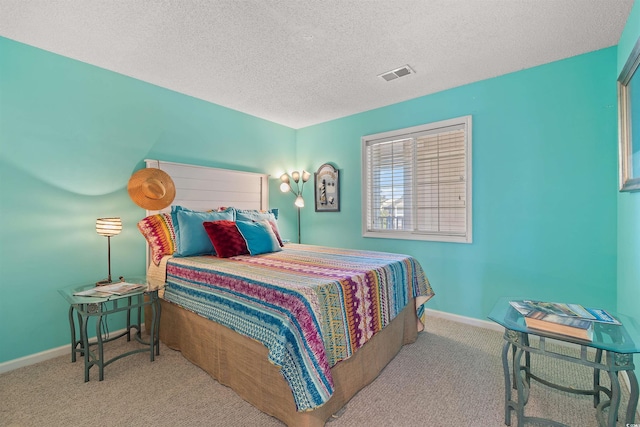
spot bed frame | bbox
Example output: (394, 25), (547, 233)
(143, 159), (269, 214)
(160, 295), (418, 426)
(143, 159), (420, 426)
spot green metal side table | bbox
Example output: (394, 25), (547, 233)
(58, 277), (163, 381)
(488, 297), (639, 427)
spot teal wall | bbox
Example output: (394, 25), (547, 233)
(0, 19), (633, 365)
(296, 48), (619, 320)
(0, 37), (296, 363)
(617, 0), (640, 370)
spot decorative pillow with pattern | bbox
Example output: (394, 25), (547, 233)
(202, 220), (249, 258)
(137, 213), (176, 265)
(265, 219), (284, 247)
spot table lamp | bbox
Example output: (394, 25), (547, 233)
(95, 217), (122, 285)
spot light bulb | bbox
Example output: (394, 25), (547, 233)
(291, 171), (300, 183)
(280, 182), (291, 193)
(294, 195), (305, 208)
(280, 173), (290, 183)
(302, 170), (311, 182)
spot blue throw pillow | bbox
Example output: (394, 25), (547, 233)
(235, 220), (282, 255)
(236, 208), (278, 221)
(174, 207), (234, 257)
(235, 208), (283, 246)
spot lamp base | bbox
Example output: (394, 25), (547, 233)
(96, 276), (125, 286)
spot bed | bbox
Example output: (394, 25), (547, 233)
(140, 160), (434, 426)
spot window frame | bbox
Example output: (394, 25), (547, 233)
(361, 115), (472, 243)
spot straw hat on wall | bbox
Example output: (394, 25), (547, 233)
(127, 168), (176, 210)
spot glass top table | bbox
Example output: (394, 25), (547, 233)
(488, 297), (639, 426)
(488, 296), (640, 354)
(58, 276), (164, 306)
(58, 276), (164, 382)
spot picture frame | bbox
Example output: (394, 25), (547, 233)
(618, 34), (640, 192)
(314, 163), (340, 212)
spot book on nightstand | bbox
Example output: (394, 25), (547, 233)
(522, 309), (594, 341)
(74, 282), (145, 297)
(509, 300), (620, 325)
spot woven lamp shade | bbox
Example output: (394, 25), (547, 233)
(96, 217), (122, 237)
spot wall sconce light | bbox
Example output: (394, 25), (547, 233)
(96, 217), (122, 285)
(280, 170), (310, 243)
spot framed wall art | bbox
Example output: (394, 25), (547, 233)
(314, 163), (340, 212)
(618, 34), (640, 192)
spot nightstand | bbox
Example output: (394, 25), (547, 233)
(58, 277), (162, 381)
(488, 297), (639, 426)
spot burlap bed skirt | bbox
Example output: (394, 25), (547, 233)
(149, 297), (418, 426)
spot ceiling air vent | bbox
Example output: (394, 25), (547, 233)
(378, 65), (415, 82)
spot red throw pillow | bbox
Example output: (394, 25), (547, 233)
(202, 220), (249, 258)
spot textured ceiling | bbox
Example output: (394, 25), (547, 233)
(0, 0), (634, 129)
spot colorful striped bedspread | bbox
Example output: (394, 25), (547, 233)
(163, 243), (434, 411)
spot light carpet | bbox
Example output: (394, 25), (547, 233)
(0, 316), (633, 426)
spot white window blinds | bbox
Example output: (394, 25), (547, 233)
(362, 116), (472, 243)
(366, 137), (414, 231)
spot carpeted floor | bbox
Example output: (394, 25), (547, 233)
(0, 316), (634, 426)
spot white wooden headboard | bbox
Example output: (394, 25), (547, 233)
(144, 159), (269, 216)
(142, 160), (270, 269)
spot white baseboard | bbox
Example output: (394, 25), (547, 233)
(0, 344), (70, 375)
(424, 308), (505, 333)
(0, 327), (132, 375)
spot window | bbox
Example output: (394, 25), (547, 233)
(362, 115), (472, 243)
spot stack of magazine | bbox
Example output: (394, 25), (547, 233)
(509, 300), (621, 341)
(73, 282), (145, 298)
